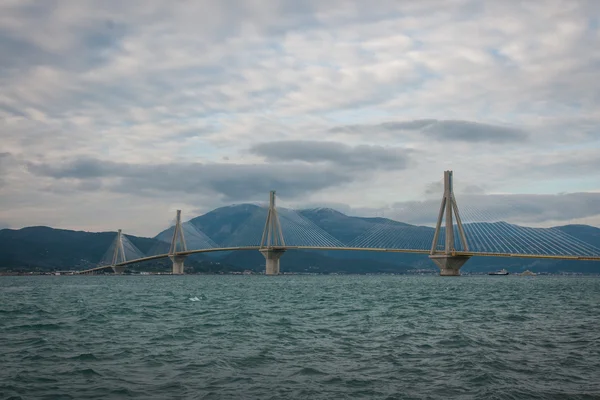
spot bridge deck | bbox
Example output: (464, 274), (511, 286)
(76, 246), (600, 274)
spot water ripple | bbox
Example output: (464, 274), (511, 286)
(1, 275), (600, 399)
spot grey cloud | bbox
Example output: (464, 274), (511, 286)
(25, 157), (357, 201)
(250, 140), (410, 170)
(170, 127), (215, 139)
(460, 184), (487, 195)
(380, 120), (437, 131)
(0, 152), (12, 169)
(331, 119), (527, 143)
(77, 179), (104, 192)
(422, 121), (527, 143)
(0, 152), (16, 186)
(27, 158), (111, 179)
(0, 1), (320, 73)
(516, 153), (600, 177)
(0, 31), (57, 70)
(423, 180), (443, 197)
(2, 0), (600, 234)
(421, 179), (488, 199)
(328, 119), (434, 133)
(0, 11), (127, 73)
(0, 102), (27, 117)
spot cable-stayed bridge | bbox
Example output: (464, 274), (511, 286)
(78, 171), (600, 276)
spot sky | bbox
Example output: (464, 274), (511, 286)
(1, 0), (600, 236)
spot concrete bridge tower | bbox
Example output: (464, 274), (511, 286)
(111, 229), (127, 274)
(259, 191), (286, 275)
(168, 210), (187, 274)
(429, 170), (471, 276)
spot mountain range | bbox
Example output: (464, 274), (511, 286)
(1, 204), (600, 274)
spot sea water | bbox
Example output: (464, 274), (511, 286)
(1, 275), (599, 399)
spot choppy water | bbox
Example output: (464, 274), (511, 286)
(1, 275), (600, 399)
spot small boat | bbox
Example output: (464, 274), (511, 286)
(488, 269), (509, 275)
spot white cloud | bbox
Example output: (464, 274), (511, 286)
(1, 0), (599, 234)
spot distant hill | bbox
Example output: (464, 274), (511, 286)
(2, 205), (600, 274)
(554, 224), (600, 248)
(0, 226), (156, 270)
(299, 207), (411, 243)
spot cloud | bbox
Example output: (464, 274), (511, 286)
(250, 140), (410, 169)
(423, 180), (443, 198)
(422, 120), (527, 143)
(27, 157), (111, 180)
(0, 152), (12, 170)
(25, 156), (360, 201)
(330, 119), (527, 143)
(1, 0), (600, 234)
(515, 150), (600, 176)
(422, 179), (487, 197)
(0, 152), (18, 187)
(461, 184), (487, 195)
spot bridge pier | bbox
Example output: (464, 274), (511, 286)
(429, 255), (471, 276)
(259, 191), (286, 275)
(260, 249), (285, 275)
(430, 171), (471, 276)
(169, 255), (187, 275)
(112, 266), (126, 274)
(167, 210), (188, 275)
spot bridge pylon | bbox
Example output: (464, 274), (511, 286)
(429, 170), (471, 276)
(111, 229), (127, 274)
(168, 210), (188, 274)
(259, 191), (286, 275)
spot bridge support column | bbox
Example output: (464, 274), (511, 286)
(430, 171), (471, 276)
(429, 255), (471, 276)
(168, 210), (188, 275)
(259, 191), (286, 275)
(169, 255), (187, 275)
(260, 249), (285, 275)
(110, 229), (127, 274)
(112, 266), (126, 274)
